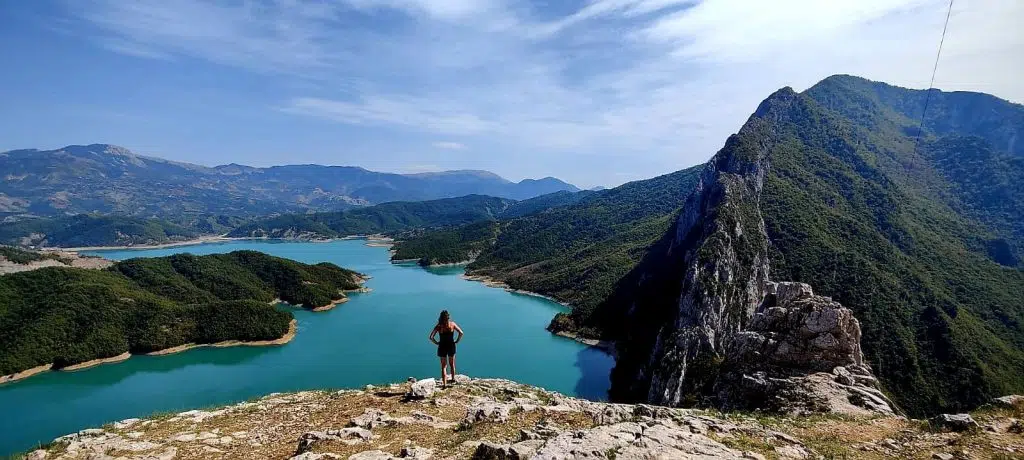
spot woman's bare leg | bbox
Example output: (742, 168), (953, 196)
(447, 355), (457, 381)
(439, 357), (448, 387)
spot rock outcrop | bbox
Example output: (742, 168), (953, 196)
(609, 88), (892, 415)
(716, 282), (895, 415)
(23, 377), (1024, 460)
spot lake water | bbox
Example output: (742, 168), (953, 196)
(0, 240), (614, 455)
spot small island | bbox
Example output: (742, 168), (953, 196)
(0, 250), (367, 383)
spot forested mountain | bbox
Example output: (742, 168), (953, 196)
(227, 195), (516, 239)
(0, 251), (364, 377)
(0, 192), (586, 248)
(0, 144), (577, 218)
(601, 76), (1024, 416)
(390, 168), (703, 321)
(0, 214), (201, 248)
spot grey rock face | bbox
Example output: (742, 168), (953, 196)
(929, 413), (980, 432)
(613, 90), (890, 415)
(348, 451), (394, 460)
(716, 282), (894, 415)
(351, 409), (396, 429)
(993, 395), (1024, 407)
(399, 445), (433, 458)
(463, 401), (512, 425)
(613, 92), (795, 407)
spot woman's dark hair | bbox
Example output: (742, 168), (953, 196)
(437, 310), (450, 328)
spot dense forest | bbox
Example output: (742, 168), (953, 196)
(0, 250), (365, 376)
(0, 214), (201, 248)
(756, 75), (1024, 413)
(227, 195), (515, 239)
(391, 167), (703, 328)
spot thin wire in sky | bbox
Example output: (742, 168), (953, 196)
(911, 0), (955, 157)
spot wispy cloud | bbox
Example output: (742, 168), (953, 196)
(433, 141), (467, 150)
(97, 38), (172, 60)
(61, 0), (1024, 186)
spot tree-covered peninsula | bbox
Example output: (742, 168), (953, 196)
(0, 250), (365, 379)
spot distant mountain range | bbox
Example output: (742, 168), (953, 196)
(0, 144), (578, 218)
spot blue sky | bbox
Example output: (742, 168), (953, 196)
(1, 0), (1021, 188)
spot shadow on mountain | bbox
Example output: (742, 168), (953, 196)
(572, 346), (614, 402)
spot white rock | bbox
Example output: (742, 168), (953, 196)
(409, 378), (437, 398)
(348, 450), (393, 460)
(113, 418), (141, 429)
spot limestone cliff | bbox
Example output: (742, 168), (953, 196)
(609, 88), (893, 415)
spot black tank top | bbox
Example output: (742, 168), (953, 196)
(439, 324), (455, 344)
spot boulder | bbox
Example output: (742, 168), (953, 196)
(290, 454), (343, 460)
(929, 413), (979, 432)
(350, 409), (395, 429)
(349, 451), (394, 460)
(399, 445), (433, 458)
(463, 402), (512, 424)
(509, 439), (544, 458)
(472, 441), (513, 459)
(409, 378), (437, 399)
(993, 395), (1024, 408)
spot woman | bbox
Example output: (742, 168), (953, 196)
(429, 310), (464, 388)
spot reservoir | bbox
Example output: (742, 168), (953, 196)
(0, 240), (613, 455)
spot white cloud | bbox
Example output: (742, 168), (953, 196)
(433, 141), (468, 150)
(64, 0), (1024, 186)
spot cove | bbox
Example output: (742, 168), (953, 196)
(0, 240), (614, 455)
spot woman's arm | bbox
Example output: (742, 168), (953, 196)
(453, 322), (464, 343)
(429, 326), (439, 345)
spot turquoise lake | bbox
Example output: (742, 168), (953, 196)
(0, 240), (614, 455)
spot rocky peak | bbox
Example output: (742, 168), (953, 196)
(610, 89), (892, 416)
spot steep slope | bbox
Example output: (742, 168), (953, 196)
(391, 168), (702, 330)
(227, 195), (515, 239)
(606, 78), (1024, 416)
(0, 144), (577, 217)
(0, 251), (365, 378)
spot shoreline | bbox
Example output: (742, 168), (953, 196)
(53, 234), (231, 252)
(1, 320), (299, 384)
(553, 331), (617, 357)
(423, 260), (473, 268)
(461, 273), (573, 308)
(146, 319), (298, 355)
(0, 363), (53, 385)
(61, 352), (132, 371)
(312, 297), (348, 312)
(459, 272), (614, 356)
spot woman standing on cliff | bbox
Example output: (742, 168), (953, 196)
(429, 310), (464, 388)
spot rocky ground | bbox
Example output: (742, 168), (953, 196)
(0, 251), (112, 275)
(19, 378), (1024, 460)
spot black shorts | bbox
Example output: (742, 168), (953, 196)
(437, 342), (456, 357)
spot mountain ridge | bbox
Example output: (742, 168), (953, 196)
(604, 75), (1024, 416)
(0, 144), (578, 217)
